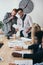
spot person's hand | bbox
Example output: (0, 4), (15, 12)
(26, 29), (29, 33)
(9, 63), (16, 65)
(26, 27), (32, 33)
(10, 16), (14, 20)
(26, 28), (30, 33)
(13, 46), (23, 51)
(15, 29), (19, 32)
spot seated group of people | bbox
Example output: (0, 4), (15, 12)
(2, 8), (43, 65)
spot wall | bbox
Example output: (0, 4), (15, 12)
(29, 0), (43, 27)
(0, 0), (43, 27)
(0, 0), (21, 21)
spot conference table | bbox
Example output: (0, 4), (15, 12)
(0, 33), (33, 65)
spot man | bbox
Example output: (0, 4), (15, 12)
(3, 9), (22, 37)
(17, 8), (33, 38)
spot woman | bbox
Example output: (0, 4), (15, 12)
(23, 31), (43, 64)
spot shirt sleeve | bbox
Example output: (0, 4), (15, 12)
(3, 13), (11, 24)
(29, 15), (33, 27)
(24, 15), (33, 28)
(23, 48), (43, 60)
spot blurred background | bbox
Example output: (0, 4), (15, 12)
(0, 0), (43, 27)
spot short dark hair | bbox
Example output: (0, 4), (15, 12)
(35, 31), (43, 43)
(12, 8), (18, 13)
(17, 8), (23, 12)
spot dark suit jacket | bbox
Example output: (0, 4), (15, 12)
(23, 43), (43, 64)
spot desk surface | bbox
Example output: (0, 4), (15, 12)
(0, 36), (33, 65)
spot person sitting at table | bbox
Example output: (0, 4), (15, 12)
(12, 31), (43, 65)
(23, 31), (43, 64)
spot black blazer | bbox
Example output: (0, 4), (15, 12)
(28, 43), (40, 53)
(23, 43), (43, 64)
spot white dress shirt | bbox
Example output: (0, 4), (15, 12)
(17, 18), (23, 31)
(13, 18), (23, 31)
(23, 14), (33, 37)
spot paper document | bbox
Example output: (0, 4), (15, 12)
(20, 37), (32, 42)
(14, 60), (33, 65)
(8, 40), (28, 48)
